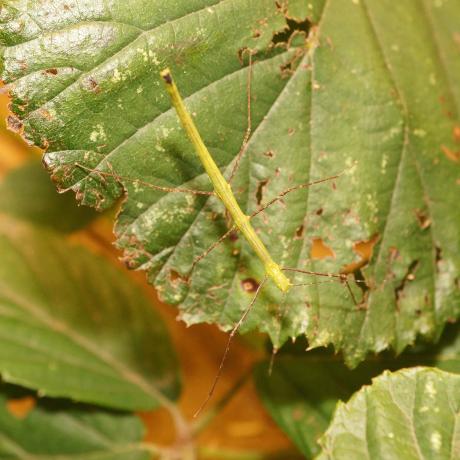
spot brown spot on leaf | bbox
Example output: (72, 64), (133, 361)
(38, 109), (54, 121)
(414, 208), (431, 229)
(295, 224), (304, 239)
(83, 76), (101, 94)
(45, 68), (58, 75)
(169, 270), (187, 285)
(241, 278), (259, 293)
(7, 115), (23, 133)
(435, 245), (443, 272)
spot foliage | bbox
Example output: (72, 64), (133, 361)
(0, 0), (459, 458)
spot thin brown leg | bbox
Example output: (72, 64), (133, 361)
(75, 163), (214, 196)
(189, 225), (238, 276)
(193, 275), (268, 418)
(250, 173), (344, 219)
(283, 267), (364, 305)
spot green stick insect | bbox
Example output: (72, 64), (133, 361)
(76, 58), (360, 416)
(159, 65), (360, 416)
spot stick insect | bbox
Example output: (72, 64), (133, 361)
(76, 57), (362, 416)
(159, 65), (362, 416)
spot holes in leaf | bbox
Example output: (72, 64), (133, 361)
(394, 260), (420, 302)
(310, 238), (335, 260)
(6, 396), (36, 419)
(295, 224), (304, 239)
(255, 179), (269, 206)
(340, 235), (379, 296)
(169, 270), (187, 285)
(271, 11), (312, 47)
(435, 245), (443, 272)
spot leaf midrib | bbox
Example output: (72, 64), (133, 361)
(0, 281), (170, 409)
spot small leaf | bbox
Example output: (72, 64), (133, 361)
(317, 368), (460, 460)
(0, 160), (97, 232)
(255, 325), (460, 458)
(0, 384), (149, 459)
(0, 216), (180, 410)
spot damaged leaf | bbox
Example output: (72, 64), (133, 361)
(0, 0), (459, 366)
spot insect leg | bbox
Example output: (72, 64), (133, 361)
(74, 163), (214, 196)
(194, 275), (268, 418)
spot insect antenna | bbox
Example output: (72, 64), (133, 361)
(228, 50), (254, 184)
(193, 275), (268, 418)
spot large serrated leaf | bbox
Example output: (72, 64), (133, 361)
(317, 367), (460, 460)
(254, 324), (460, 459)
(0, 385), (149, 460)
(0, 216), (180, 411)
(1, 0), (459, 366)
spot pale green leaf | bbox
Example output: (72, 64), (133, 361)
(317, 367), (460, 460)
(1, 0), (459, 365)
(254, 324), (460, 458)
(0, 216), (180, 410)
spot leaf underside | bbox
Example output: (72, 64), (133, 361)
(1, 0), (459, 366)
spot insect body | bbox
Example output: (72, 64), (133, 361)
(160, 68), (291, 293)
(160, 67), (355, 416)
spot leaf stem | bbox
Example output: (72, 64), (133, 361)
(160, 69), (291, 293)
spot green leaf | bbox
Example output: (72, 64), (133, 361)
(1, 0), (459, 365)
(0, 160), (97, 232)
(254, 324), (460, 458)
(317, 367), (460, 460)
(0, 385), (150, 460)
(0, 216), (180, 410)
